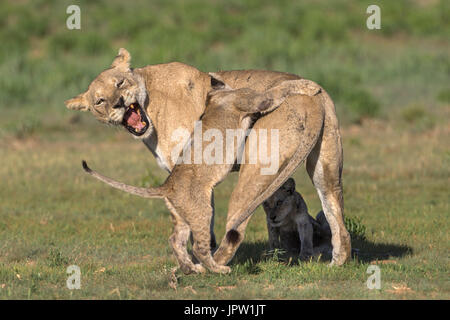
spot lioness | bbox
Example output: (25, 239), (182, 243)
(66, 48), (351, 269)
(263, 178), (332, 259)
(82, 79), (321, 274)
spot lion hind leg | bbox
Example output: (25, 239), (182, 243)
(225, 99), (325, 241)
(166, 201), (205, 275)
(214, 96), (325, 266)
(306, 126), (351, 266)
(169, 195), (230, 274)
(169, 221), (205, 275)
(187, 211), (230, 274)
(191, 227), (231, 274)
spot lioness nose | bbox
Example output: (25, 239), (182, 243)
(113, 96), (125, 109)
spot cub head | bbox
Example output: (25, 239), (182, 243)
(263, 178), (299, 227)
(65, 48), (152, 138)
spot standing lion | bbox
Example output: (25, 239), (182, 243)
(66, 48), (351, 272)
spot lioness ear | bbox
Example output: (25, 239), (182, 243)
(208, 72), (231, 90)
(111, 48), (131, 70)
(65, 93), (89, 111)
(284, 178), (296, 193)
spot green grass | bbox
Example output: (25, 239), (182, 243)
(0, 0), (449, 299)
(0, 121), (448, 299)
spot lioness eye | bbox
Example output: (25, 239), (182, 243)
(277, 200), (283, 206)
(95, 98), (105, 105)
(116, 79), (124, 88)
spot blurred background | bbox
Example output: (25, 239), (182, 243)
(0, 0), (448, 131)
(0, 0), (448, 299)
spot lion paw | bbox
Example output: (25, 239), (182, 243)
(193, 264), (206, 274)
(214, 265), (231, 274)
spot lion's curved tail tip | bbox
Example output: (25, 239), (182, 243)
(82, 160), (92, 173)
(226, 229), (241, 245)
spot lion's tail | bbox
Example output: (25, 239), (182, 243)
(82, 160), (165, 199)
(226, 92), (329, 244)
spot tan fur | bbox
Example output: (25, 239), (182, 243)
(81, 78), (321, 274)
(66, 48), (351, 272)
(210, 71), (351, 267)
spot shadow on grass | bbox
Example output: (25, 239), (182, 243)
(230, 238), (413, 266)
(351, 239), (413, 263)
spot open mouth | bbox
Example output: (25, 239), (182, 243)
(122, 103), (150, 136)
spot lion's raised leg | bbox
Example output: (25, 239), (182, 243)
(213, 175), (274, 265)
(306, 124), (351, 266)
(214, 95), (324, 266)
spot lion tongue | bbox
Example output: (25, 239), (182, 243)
(127, 111), (144, 130)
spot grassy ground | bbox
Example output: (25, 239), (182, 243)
(0, 0), (449, 299)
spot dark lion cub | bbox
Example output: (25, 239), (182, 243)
(263, 178), (332, 260)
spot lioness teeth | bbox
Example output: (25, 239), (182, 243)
(130, 104), (134, 109)
(141, 121), (146, 126)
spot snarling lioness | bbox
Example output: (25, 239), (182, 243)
(66, 48), (351, 272)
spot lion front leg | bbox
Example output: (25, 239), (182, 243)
(267, 223), (281, 251)
(297, 218), (314, 260)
